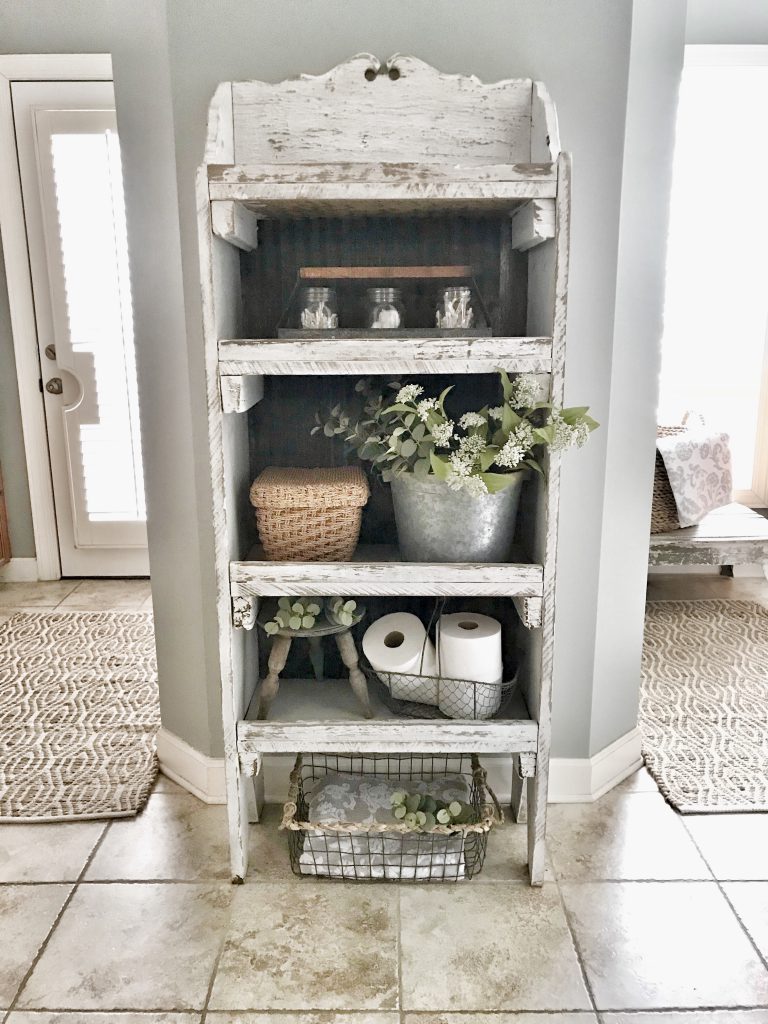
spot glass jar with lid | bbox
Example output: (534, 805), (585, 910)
(436, 286), (474, 329)
(299, 286), (338, 329)
(366, 287), (405, 330)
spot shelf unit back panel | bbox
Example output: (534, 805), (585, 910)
(239, 213), (528, 339)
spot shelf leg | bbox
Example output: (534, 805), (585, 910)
(510, 755), (528, 823)
(308, 635), (325, 681)
(256, 635), (292, 720)
(335, 629), (373, 719)
(227, 767), (250, 884)
(526, 774), (548, 886)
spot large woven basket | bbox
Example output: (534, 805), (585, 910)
(651, 425), (686, 534)
(250, 466), (369, 561)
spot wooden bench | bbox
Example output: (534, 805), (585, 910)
(649, 502), (768, 569)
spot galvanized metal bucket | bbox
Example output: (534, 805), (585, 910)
(390, 473), (526, 563)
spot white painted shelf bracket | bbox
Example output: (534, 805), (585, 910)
(232, 594), (257, 630)
(510, 199), (555, 252)
(211, 200), (259, 251)
(512, 595), (542, 630)
(239, 748), (262, 778)
(220, 374), (264, 414)
(517, 751), (537, 779)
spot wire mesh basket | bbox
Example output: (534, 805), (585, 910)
(281, 752), (501, 882)
(363, 661), (519, 721)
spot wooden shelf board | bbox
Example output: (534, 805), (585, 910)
(231, 546), (543, 597)
(219, 336), (553, 375)
(207, 164), (557, 216)
(649, 502), (768, 567)
(238, 676), (537, 754)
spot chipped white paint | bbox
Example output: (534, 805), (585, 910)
(208, 180), (555, 219)
(511, 199), (556, 252)
(218, 336), (553, 376)
(648, 502), (768, 566)
(238, 716), (538, 765)
(513, 595), (543, 630)
(519, 152), (571, 884)
(220, 374), (264, 414)
(531, 81), (560, 162)
(211, 200), (259, 251)
(230, 54), (554, 166)
(230, 554), (544, 598)
(231, 594), (256, 630)
(199, 56), (570, 886)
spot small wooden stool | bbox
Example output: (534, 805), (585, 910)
(256, 623), (372, 720)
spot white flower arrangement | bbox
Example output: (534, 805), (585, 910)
(313, 371), (598, 494)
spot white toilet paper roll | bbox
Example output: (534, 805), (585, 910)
(437, 612), (503, 720)
(362, 612), (439, 706)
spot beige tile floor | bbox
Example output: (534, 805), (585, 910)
(0, 575), (767, 1022)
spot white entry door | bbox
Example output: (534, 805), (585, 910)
(12, 81), (148, 576)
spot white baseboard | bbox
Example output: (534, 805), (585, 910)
(548, 727), (643, 802)
(158, 727), (642, 807)
(0, 557), (39, 582)
(156, 727), (226, 804)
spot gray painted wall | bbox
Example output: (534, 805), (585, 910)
(588, 0), (686, 757)
(686, 0), (768, 42)
(0, 0), (691, 764)
(0, 0), (222, 753)
(0, 236), (35, 556)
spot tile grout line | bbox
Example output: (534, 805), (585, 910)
(198, 881), (238, 1022)
(4, 819), (111, 1016)
(552, 867), (601, 1019)
(679, 826), (768, 976)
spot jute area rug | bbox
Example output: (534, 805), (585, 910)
(0, 610), (159, 821)
(641, 600), (768, 813)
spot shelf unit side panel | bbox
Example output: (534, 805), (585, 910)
(524, 152), (571, 881)
(197, 167), (255, 880)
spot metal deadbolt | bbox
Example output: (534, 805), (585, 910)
(44, 344), (56, 360)
(45, 377), (63, 395)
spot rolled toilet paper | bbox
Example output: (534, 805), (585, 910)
(437, 612), (503, 720)
(362, 612), (439, 706)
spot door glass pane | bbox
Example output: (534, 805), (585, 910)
(659, 62), (768, 491)
(49, 129), (145, 522)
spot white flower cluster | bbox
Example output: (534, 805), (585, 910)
(447, 473), (488, 496)
(495, 421), (535, 469)
(430, 420), (455, 447)
(549, 414), (591, 452)
(416, 398), (438, 422)
(458, 433), (486, 458)
(396, 384), (424, 404)
(459, 412), (487, 430)
(509, 375), (543, 409)
(488, 406), (504, 421)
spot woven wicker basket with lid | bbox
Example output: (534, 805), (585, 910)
(250, 466), (369, 561)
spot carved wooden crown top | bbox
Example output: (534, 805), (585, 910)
(204, 54), (559, 168)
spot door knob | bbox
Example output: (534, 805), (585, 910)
(45, 377), (63, 395)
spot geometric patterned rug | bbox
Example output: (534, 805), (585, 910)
(0, 610), (159, 821)
(640, 600), (768, 813)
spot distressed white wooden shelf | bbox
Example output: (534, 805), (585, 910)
(649, 502), (768, 567)
(231, 546), (544, 598)
(218, 335), (553, 376)
(207, 164), (556, 218)
(237, 677), (536, 771)
(199, 55), (570, 885)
